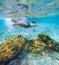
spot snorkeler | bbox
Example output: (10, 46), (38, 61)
(12, 20), (36, 28)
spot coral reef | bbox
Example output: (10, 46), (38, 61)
(0, 34), (59, 65)
(25, 39), (46, 53)
(38, 34), (59, 52)
(0, 35), (26, 65)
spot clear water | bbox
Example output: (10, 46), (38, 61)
(0, 0), (59, 65)
(0, 15), (59, 44)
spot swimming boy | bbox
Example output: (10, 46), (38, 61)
(12, 20), (36, 28)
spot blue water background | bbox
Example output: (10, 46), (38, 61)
(0, 14), (59, 44)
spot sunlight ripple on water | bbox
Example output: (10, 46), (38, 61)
(0, 0), (59, 18)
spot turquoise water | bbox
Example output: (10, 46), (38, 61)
(0, 0), (59, 65)
(0, 14), (59, 44)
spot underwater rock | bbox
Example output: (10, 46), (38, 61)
(38, 34), (59, 52)
(0, 35), (26, 65)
